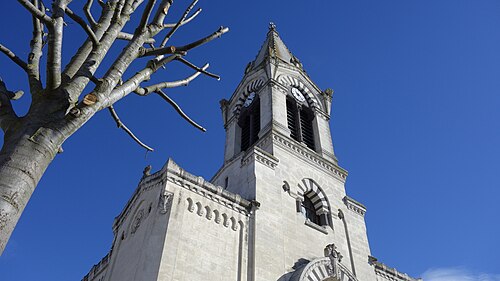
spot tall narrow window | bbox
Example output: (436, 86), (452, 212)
(287, 98), (299, 141)
(239, 93), (260, 151)
(300, 107), (315, 150)
(286, 88), (316, 151)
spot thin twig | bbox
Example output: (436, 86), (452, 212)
(176, 57), (220, 80)
(108, 105), (154, 151)
(163, 8), (201, 28)
(159, 0), (198, 48)
(0, 44), (29, 72)
(154, 89), (206, 132)
(84, 0), (97, 27)
(65, 7), (99, 46)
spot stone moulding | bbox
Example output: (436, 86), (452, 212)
(166, 160), (251, 215)
(186, 197), (243, 231)
(343, 196), (367, 217)
(370, 256), (422, 281)
(270, 131), (348, 182)
(289, 257), (357, 281)
(82, 253), (110, 281)
(241, 146), (279, 170)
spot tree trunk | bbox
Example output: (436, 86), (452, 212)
(0, 124), (61, 253)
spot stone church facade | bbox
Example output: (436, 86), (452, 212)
(83, 25), (420, 281)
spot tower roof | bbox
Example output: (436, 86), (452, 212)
(249, 23), (303, 71)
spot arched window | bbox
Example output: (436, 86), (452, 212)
(286, 92), (315, 150)
(239, 92), (260, 151)
(297, 178), (332, 229)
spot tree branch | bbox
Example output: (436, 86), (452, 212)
(117, 32), (155, 44)
(0, 79), (20, 132)
(176, 26), (229, 52)
(0, 44), (29, 72)
(138, 45), (178, 57)
(46, 0), (69, 90)
(62, 0), (116, 82)
(154, 89), (206, 132)
(65, 7), (99, 46)
(137, 0), (156, 33)
(17, 0), (52, 24)
(27, 0), (44, 94)
(176, 57), (220, 80)
(162, 8), (201, 28)
(108, 105), (154, 151)
(136, 63), (208, 95)
(159, 0), (198, 47)
(104, 54), (181, 107)
(140, 26), (229, 58)
(84, 0), (97, 27)
(152, 0), (173, 26)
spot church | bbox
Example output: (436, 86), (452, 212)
(82, 24), (420, 281)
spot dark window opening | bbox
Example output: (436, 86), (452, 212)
(301, 196), (320, 225)
(287, 98), (299, 141)
(286, 97), (315, 150)
(239, 96), (260, 151)
(300, 107), (315, 150)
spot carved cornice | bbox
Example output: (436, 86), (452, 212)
(166, 161), (252, 215)
(82, 253), (110, 281)
(343, 196), (367, 217)
(186, 197), (244, 231)
(370, 256), (421, 281)
(269, 131), (348, 182)
(241, 146), (279, 170)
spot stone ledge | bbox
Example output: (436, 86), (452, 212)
(343, 196), (367, 217)
(269, 131), (348, 182)
(369, 256), (422, 281)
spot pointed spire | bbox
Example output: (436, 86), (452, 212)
(247, 23), (303, 72)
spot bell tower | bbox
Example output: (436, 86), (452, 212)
(219, 23), (336, 167)
(212, 24), (378, 281)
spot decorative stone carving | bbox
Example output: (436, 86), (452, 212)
(185, 198), (243, 231)
(0, 209), (8, 231)
(130, 209), (145, 234)
(158, 191), (173, 214)
(0, 190), (20, 212)
(289, 255), (358, 281)
(143, 165), (152, 177)
(241, 146), (279, 170)
(343, 196), (367, 217)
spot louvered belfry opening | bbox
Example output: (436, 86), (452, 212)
(300, 107), (315, 150)
(286, 97), (300, 141)
(239, 96), (260, 151)
(286, 96), (316, 150)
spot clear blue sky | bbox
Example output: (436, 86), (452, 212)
(1, 1), (499, 280)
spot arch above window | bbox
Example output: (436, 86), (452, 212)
(277, 75), (321, 111)
(297, 178), (332, 227)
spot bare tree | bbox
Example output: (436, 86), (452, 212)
(0, 0), (228, 254)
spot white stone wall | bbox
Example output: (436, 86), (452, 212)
(102, 170), (171, 281)
(156, 176), (250, 281)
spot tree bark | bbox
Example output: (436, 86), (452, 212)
(0, 123), (62, 253)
